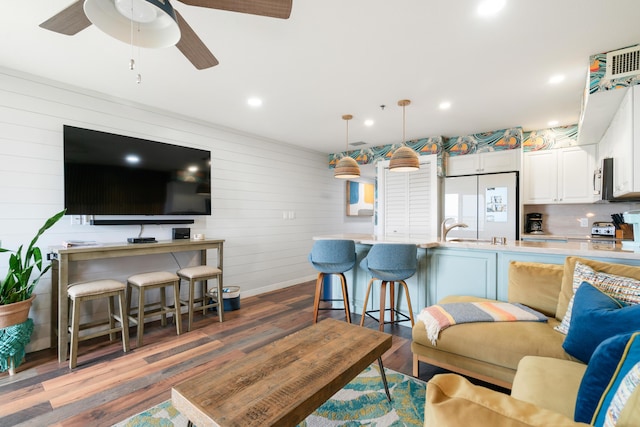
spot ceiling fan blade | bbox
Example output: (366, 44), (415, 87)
(178, 0), (292, 19)
(39, 0), (92, 35)
(175, 11), (219, 70)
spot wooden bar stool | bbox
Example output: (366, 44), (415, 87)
(67, 279), (129, 369)
(126, 271), (182, 348)
(177, 265), (223, 332)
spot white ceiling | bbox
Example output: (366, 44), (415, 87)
(2, 0), (640, 154)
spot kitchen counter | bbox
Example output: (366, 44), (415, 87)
(315, 234), (640, 260)
(313, 233), (440, 248)
(521, 233), (628, 241)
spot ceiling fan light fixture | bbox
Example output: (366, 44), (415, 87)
(389, 99), (420, 172)
(334, 114), (360, 179)
(84, 0), (181, 49)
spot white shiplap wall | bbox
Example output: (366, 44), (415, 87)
(0, 67), (374, 352)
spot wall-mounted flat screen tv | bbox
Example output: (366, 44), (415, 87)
(63, 125), (211, 216)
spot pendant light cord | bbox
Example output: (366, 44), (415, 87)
(402, 103), (406, 145)
(345, 118), (349, 151)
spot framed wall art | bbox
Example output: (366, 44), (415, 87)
(347, 181), (374, 217)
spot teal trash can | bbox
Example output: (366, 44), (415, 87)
(211, 286), (241, 311)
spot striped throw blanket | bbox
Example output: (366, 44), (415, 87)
(417, 302), (548, 345)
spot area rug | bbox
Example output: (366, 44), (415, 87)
(112, 365), (426, 426)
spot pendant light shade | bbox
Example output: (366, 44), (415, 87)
(389, 99), (420, 172)
(334, 114), (361, 179)
(84, 0), (181, 49)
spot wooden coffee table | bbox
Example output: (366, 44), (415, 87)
(171, 318), (393, 427)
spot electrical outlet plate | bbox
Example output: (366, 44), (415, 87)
(579, 218), (589, 227)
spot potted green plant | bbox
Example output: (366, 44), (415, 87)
(0, 209), (66, 328)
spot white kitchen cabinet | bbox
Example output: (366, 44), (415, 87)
(446, 149), (520, 176)
(598, 86), (640, 198)
(523, 145), (597, 204)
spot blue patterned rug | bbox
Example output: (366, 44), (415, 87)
(113, 365), (425, 426)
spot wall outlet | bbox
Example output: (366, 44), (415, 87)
(579, 218), (589, 227)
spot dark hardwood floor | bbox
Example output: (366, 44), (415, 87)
(0, 280), (472, 426)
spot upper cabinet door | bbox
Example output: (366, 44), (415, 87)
(610, 88), (634, 197)
(597, 86), (640, 199)
(446, 149), (520, 176)
(523, 145), (597, 204)
(523, 150), (558, 204)
(558, 145), (597, 203)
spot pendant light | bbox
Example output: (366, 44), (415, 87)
(334, 114), (361, 179)
(84, 0), (181, 49)
(389, 99), (420, 172)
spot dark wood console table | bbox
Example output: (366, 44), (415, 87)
(50, 239), (224, 363)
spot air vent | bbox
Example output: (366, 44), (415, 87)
(350, 141), (367, 146)
(605, 45), (640, 79)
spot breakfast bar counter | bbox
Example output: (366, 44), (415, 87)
(314, 234), (640, 321)
(315, 233), (640, 260)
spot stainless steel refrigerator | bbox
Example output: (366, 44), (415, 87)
(443, 172), (519, 241)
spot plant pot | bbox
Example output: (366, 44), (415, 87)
(0, 295), (36, 329)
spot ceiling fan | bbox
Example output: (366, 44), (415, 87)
(39, 0), (292, 70)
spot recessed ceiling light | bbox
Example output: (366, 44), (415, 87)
(188, 166), (198, 172)
(439, 101), (452, 110)
(549, 74), (565, 84)
(247, 97), (262, 107)
(477, 0), (506, 16)
(548, 120), (559, 127)
(125, 154), (140, 164)
(364, 119), (374, 126)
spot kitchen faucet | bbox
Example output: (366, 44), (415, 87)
(441, 217), (469, 242)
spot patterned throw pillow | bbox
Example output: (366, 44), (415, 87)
(603, 362), (640, 427)
(574, 333), (635, 423)
(592, 332), (640, 426)
(555, 262), (640, 335)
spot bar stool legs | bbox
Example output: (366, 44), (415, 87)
(360, 278), (415, 332)
(312, 272), (351, 324)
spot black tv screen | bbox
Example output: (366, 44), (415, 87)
(63, 125), (211, 216)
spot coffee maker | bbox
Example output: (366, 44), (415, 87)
(525, 213), (543, 234)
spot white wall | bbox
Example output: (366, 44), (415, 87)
(0, 67), (373, 352)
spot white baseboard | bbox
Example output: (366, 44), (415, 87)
(239, 275), (316, 298)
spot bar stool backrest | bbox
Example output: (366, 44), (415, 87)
(308, 240), (356, 274)
(362, 244), (417, 281)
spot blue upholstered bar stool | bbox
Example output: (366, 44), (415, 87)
(360, 243), (417, 331)
(308, 239), (356, 323)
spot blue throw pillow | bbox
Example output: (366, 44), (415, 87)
(562, 282), (640, 364)
(592, 332), (640, 426)
(574, 333), (635, 423)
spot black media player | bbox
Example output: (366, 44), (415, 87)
(127, 237), (157, 244)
